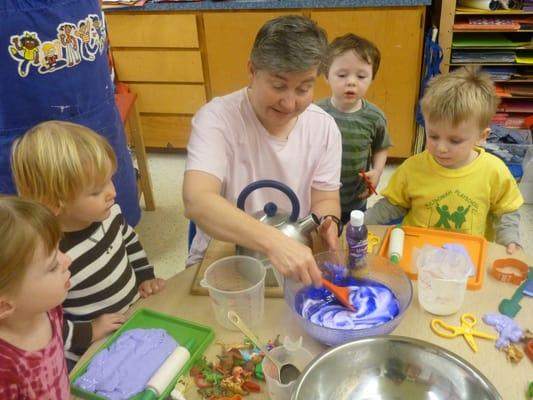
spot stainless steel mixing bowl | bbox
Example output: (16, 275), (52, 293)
(291, 336), (501, 400)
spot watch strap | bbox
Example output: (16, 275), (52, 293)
(320, 214), (343, 237)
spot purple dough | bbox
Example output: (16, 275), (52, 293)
(75, 328), (177, 399)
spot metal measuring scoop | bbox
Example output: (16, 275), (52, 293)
(227, 311), (301, 384)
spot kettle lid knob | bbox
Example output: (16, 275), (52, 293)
(236, 179), (300, 222)
(264, 202), (277, 217)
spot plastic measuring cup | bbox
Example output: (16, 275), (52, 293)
(262, 337), (313, 400)
(416, 246), (470, 315)
(200, 255), (265, 330)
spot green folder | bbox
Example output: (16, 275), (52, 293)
(453, 33), (529, 48)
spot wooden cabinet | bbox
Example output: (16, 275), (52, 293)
(201, 9), (425, 158)
(203, 11), (296, 98)
(106, 7), (426, 156)
(106, 13), (204, 149)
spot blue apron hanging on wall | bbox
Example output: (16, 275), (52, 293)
(0, 0), (140, 226)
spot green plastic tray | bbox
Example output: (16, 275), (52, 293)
(70, 308), (215, 399)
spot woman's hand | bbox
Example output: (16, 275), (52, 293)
(266, 233), (322, 287)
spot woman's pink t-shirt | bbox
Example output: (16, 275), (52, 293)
(186, 88), (342, 265)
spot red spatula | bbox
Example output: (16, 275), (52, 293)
(321, 278), (356, 312)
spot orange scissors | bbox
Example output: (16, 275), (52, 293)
(430, 313), (496, 352)
(359, 171), (378, 195)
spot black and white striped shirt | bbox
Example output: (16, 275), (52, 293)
(60, 204), (154, 362)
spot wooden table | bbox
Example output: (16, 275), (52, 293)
(72, 227), (533, 399)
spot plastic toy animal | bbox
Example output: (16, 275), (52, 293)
(503, 344), (524, 363)
(482, 313), (523, 349)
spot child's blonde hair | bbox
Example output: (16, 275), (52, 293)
(421, 66), (500, 130)
(12, 121), (117, 209)
(0, 196), (62, 293)
(323, 33), (381, 78)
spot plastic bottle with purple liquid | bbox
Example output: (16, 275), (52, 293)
(346, 210), (368, 277)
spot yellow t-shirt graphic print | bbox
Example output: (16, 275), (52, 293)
(382, 148), (523, 239)
(425, 191), (479, 233)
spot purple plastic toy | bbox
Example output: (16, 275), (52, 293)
(482, 313), (524, 349)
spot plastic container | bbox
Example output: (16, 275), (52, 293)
(346, 210), (368, 274)
(284, 252), (412, 347)
(200, 255), (266, 330)
(387, 225), (404, 264)
(262, 337), (313, 400)
(416, 246), (470, 315)
(70, 308), (214, 400)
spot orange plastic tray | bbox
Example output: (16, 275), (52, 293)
(378, 226), (487, 290)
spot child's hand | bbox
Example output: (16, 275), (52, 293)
(91, 313), (126, 342)
(358, 169), (382, 199)
(506, 242), (521, 254)
(364, 169), (382, 190)
(138, 278), (166, 298)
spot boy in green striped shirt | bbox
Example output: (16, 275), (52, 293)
(317, 33), (391, 224)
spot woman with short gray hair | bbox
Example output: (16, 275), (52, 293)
(183, 15), (342, 287)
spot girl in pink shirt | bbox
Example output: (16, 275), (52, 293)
(0, 197), (72, 399)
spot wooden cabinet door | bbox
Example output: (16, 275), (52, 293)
(203, 11), (297, 98)
(312, 8), (425, 158)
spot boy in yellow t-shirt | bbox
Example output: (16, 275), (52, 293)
(365, 66), (523, 254)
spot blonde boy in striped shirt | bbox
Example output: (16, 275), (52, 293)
(12, 120), (165, 368)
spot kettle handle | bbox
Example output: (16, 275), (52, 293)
(236, 179), (300, 222)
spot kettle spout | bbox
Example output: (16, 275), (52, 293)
(297, 213), (321, 235)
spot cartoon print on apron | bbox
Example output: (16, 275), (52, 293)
(0, 0), (140, 225)
(8, 13), (105, 77)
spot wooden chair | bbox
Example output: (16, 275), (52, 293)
(115, 91), (155, 211)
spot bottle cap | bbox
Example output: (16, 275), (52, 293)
(350, 210), (364, 227)
(390, 254), (400, 264)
